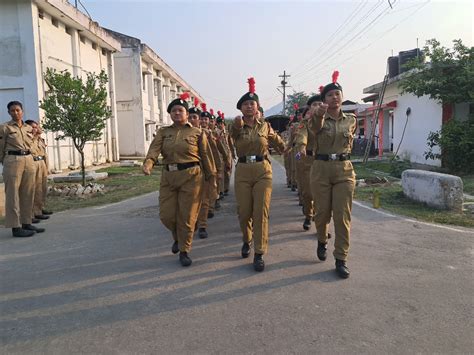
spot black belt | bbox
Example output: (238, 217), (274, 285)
(306, 150), (314, 156)
(238, 155), (265, 163)
(33, 156), (45, 161)
(315, 153), (350, 161)
(8, 150), (30, 156)
(165, 162), (200, 171)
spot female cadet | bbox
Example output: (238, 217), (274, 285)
(309, 71), (356, 279)
(231, 78), (285, 272)
(143, 93), (215, 267)
(0, 101), (43, 237)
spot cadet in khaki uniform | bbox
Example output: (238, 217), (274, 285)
(294, 107), (315, 231)
(231, 77), (285, 272)
(25, 120), (50, 221)
(0, 101), (44, 237)
(281, 124), (292, 187)
(209, 111), (229, 206)
(309, 71), (356, 279)
(189, 101), (217, 240)
(216, 112), (234, 196)
(143, 93), (215, 267)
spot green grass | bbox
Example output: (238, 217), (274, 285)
(355, 184), (474, 228)
(461, 175), (474, 195)
(43, 166), (161, 213)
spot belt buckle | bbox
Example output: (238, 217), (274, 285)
(168, 164), (178, 171)
(330, 154), (337, 160)
(246, 155), (257, 163)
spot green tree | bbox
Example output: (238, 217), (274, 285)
(40, 68), (111, 186)
(400, 39), (473, 105)
(284, 91), (310, 116)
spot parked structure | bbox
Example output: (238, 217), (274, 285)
(0, 0), (122, 171)
(106, 30), (204, 158)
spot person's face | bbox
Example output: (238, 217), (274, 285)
(170, 105), (188, 126)
(189, 113), (200, 128)
(8, 105), (23, 121)
(324, 89), (343, 109)
(200, 116), (209, 128)
(241, 100), (258, 117)
(36, 125), (43, 136)
(209, 119), (216, 129)
(29, 122), (39, 135)
(217, 122), (225, 130)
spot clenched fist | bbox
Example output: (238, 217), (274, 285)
(142, 159), (154, 175)
(234, 115), (244, 129)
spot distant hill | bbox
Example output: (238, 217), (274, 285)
(264, 102), (283, 117)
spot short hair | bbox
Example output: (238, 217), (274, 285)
(7, 101), (23, 111)
(25, 120), (38, 126)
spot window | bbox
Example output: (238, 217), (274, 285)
(80, 36), (86, 44)
(153, 80), (160, 96)
(51, 17), (59, 27)
(101, 48), (107, 56)
(38, 10), (44, 19)
(142, 73), (147, 91)
(65, 26), (73, 35)
(92, 42), (97, 50)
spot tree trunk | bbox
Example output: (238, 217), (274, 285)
(79, 149), (86, 187)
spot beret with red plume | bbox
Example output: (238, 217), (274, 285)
(236, 76), (260, 110)
(321, 70), (343, 100)
(167, 92), (190, 113)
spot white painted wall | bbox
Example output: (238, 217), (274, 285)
(1, 0), (120, 172)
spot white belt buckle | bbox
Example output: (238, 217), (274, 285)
(246, 155), (257, 163)
(330, 154), (337, 161)
(168, 164), (178, 171)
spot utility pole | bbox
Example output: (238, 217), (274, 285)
(279, 70), (290, 114)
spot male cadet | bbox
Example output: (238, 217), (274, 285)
(25, 120), (51, 221)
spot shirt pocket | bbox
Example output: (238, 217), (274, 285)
(184, 136), (198, 145)
(343, 130), (354, 148)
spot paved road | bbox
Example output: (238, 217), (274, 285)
(1, 159), (473, 354)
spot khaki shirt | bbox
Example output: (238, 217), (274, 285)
(294, 119), (317, 153)
(31, 136), (49, 169)
(310, 111), (356, 155)
(203, 128), (223, 170)
(213, 129), (230, 165)
(145, 122), (216, 179)
(0, 120), (34, 163)
(230, 118), (285, 157)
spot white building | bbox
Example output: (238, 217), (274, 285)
(0, 0), (121, 171)
(106, 30), (205, 158)
(361, 73), (471, 167)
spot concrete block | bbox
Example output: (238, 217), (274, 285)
(402, 169), (464, 212)
(52, 171), (108, 183)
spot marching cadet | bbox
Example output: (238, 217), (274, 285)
(209, 109), (229, 206)
(309, 71), (356, 279)
(223, 112), (237, 196)
(191, 101), (217, 239)
(143, 93), (215, 267)
(25, 120), (50, 221)
(1, 101), (44, 237)
(281, 120), (292, 188)
(216, 112), (233, 196)
(288, 105), (302, 193)
(231, 77), (285, 272)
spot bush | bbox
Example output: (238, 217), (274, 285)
(390, 157), (412, 178)
(424, 119), (474, 174)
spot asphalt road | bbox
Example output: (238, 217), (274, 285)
(1, 159), (473, 354)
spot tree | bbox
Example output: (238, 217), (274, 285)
(284, 91), (310, 116)
(40, 68), (111, 186)
(399, 39), (474, 105)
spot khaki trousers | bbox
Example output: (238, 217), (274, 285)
(296, 155), (314, 219)
(2, 155), (35, 228)
(234, 160), (273, 255)
(197, 175), (217, 228)
(290, 150), (297, 187)
(224, 164), (232, 192)
(159, 166), (203, 253)
(284, 152), (291, 185)
(310, 160), (355, 261)
(33, 160), (48, 216)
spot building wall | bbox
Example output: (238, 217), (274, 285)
(0, 0), (120, 172)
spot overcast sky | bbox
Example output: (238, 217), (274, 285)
(77, 0), (473, 116)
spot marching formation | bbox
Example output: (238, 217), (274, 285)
(142, 72), (357, 279)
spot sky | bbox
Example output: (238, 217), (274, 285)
(75, 0), (473, 116)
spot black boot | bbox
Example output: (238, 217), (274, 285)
(42, 209), (53, 215)
(335, 259), (350, 279)
(291, 185), (296, 192)
(303, 218), (311, 231)
(207, 211), (214, 219)
(215, 200), (221, 210)
(31, 218), (40, 224)
(253, 254), (265, 272)
(179, 252), (192, 267)
(317, 242), (327, 261)
(198, 228), (208, 239)
(12, 228), (35, 238)
(35, 214), (50, 220)
(171, 241), (179, 254)
(241, 242), (251, 258)
(22, 224), (45, 233)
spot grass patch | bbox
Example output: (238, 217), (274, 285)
(355, 183), (474, 228)
(461, 175), (474, 195)
(44, 166), (160, 213)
